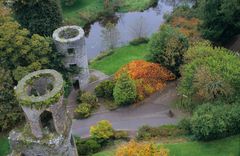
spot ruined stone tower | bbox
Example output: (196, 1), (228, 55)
(53, 26), (89, 89)
(9, 69), (78, 156)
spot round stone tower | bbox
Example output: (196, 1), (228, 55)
(53, 26), (89, 89)
(9, 69), (78, 156)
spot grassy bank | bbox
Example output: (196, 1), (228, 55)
(62, 0), (157, 26)
(90, 44), (150, 75)
(0, 136), (10, 156)
(93, 135), (240, 156)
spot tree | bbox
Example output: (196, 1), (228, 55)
(116, 140), (169, 156)
(90, 120), (114, 141)
(148, 24), (189, 76)
(0, 6), (54, 81)
(197, 0), (240, 43)
(12, 0), (63, 36)
(113, 73), (137, 105)
(0, 68), (24, 132)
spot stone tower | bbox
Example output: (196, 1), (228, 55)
(53, 26), (89, 89)
(9, 69), (78, 156)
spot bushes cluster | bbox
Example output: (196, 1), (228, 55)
(178, 41), (240, 109)
(113, 74), (137, 106)
(76, 120), (129, 155)
(116, 140), (169, 156)
(129, 37), (149, 46)
(115, 60), (175, 100)
(189, 103), (240, 140)
(75, 137), (101, 156)
(148, 24), (189, 76)
(75, 92), (98, 119)
(95, 80), (115, 99)
(136, 125), (186, 140)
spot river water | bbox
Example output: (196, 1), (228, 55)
(85, 0), (193, 59)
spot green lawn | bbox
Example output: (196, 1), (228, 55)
(94, 135), (240, 156)
(0, 136), (10, 156)
(90, 44), (150, 75)
(61, 0), (157, 25)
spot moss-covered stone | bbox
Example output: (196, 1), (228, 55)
(15, 69), (64, 109)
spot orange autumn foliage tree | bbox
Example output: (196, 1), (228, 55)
(115, 60), (175, 100)
(115, 140), (169, 156)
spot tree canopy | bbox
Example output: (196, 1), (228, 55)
(197, 0), (240, 43)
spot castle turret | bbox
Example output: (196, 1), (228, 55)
(53, 26), (89, 89)
(9, 69), (78, 156)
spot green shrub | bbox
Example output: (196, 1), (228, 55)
(148, 24), (189, 76)
(75, 137), (101, 156)
(129, 37), (149, 46)
(90, 120), (114, 142)
(137, 125), (186, 140)
(178, 41), (240, 108)
(75, 103), (92, 119)
(95, 80), (115, 99)
(80, 92), (98, 108)
(113, 74), (137, 106)
(190, 103), (240, 140)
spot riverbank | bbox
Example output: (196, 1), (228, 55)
(62, 0), (158, 26)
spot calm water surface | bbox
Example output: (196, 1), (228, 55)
(85, 0), (192, 59)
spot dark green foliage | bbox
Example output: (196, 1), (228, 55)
(178, 118), (192, 134)
(0, 69), (24, 132)
(197, 0), (240, 43)
(148, 24), (189, 75)
(136, 125), (186, 140)
(75, 137), (101, 156)
(129, 37), (149, 46)
(12, 0), (63, 36)
(113, 74), (137, 106)
(190, 103), (240, 140)
(95, 80), (115, 99)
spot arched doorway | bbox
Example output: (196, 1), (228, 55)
(40, 111), (56, 133)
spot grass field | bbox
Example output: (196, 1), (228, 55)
(0, 136), (10, 156)
(61, 0), (157, 25)
(90, 44), (150, 75)
(94, 135), (240, 156)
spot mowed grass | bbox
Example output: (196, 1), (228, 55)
(61, 0), (157, 25)
(90, 44), (150, 75)
(93, 135), (240, 156)
(0, 136), (10, 156)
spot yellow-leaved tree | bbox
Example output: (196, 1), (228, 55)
(115, 140), (169, 156)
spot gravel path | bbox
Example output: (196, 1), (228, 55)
(71, 81), (186, 137)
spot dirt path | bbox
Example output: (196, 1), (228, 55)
(71, 81), (186, 138)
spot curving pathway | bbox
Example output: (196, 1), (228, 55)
(71, 81), (186, 137)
